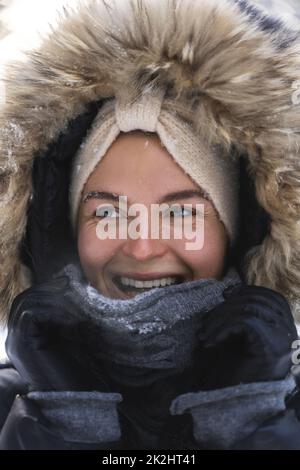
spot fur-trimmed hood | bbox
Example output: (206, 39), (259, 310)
(1, 0), (300, 324)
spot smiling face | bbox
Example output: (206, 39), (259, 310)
(76, 130), (229, 299)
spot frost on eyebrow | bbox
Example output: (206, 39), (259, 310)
(82, 191), (99, 204)
(82, 191), (120, 204)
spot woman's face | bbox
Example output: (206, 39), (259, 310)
(77, 131), (229, 299)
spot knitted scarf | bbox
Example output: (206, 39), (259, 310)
(57, 262), (242, 388)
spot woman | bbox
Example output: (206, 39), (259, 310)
(0, 0), (300, 450)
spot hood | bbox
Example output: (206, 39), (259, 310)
(1, 0), (300, 324)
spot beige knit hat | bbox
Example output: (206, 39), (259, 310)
(69, 87), (239, 243)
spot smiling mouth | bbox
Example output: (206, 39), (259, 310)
(112, 274), (184, 296)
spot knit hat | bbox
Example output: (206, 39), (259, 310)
(69, 87), (239, 244)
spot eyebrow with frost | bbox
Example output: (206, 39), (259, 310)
(82, 189), (209, 205)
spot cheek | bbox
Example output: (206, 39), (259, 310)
(169, 219), (228, 277)
(77, 225), (118, 276)
(195, 220), (228, 276)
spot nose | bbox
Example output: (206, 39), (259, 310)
(121, 236), (168, 261)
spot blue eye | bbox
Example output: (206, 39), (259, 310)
(95, 205), (119, 218)
(168, 206), (195, 218)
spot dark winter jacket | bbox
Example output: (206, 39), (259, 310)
(1, 0), (300, 450)
(1, 358), (300, 450)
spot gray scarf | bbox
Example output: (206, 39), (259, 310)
(57, 263), (242, 386)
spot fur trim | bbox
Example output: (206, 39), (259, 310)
(1, 0), (300, 323)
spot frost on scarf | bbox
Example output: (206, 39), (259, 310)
(53, 262), (242, 386)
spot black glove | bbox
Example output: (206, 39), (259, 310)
(6, 276), (110, 392)
(195, 284), (298, 389)
(0, 395), (92, 450)
(0, 394), (121, 450)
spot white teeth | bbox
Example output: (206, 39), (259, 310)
(119, 276), (178, 288)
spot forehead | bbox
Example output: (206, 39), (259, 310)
(83, 130), (200, 192)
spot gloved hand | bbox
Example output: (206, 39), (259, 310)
(0, 394), (100, 450)
(6, 276), (110, 392)
(195, 284), (298, 389)
(0, 394), (122, 450)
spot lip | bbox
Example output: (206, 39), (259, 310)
(107, 271), (190, 300)
(113, 272), (186, 281)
